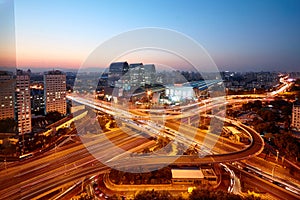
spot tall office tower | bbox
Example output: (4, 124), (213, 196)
(0, 71), (15, 120)
(129, 63), (145, 88)
(16, 70), (31, 134)
(44, 70), (66, 115)
(108, 62), (129, 87)
(144, 64), (156, 86)
(292, 101), (300, 131)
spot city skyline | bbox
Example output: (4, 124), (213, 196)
(1, 1), (300, 198)
(0, 0), (300, 72)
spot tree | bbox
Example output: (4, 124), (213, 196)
(45, 111), (63, 123)
(108, 194), (123, 200)
(0, 118), (17, 133)
(258, 110), (277, 122)
(273, 133), (300, 161)
(70, 121), (76, 129)
(1, 138), (17, 156)
(253, 100), (262, 109)
(189, 189), (252, 200)
(57, 127), (68, 136)
(134, 190), (173, 200)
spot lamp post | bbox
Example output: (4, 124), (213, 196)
(147, 90), (152, 100)
(4, 157), (7, 170)
(276, 150), (279, 162)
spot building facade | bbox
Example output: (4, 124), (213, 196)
(292, 101), (300, 131)
(44, 70), (66, 115)
(30, 88), (44, 115)
(165, 85), (195, 102)
(144, 64), (156, 86)
(16, 70), (31, 134)
(108, 62), (129, 87)
(129, 63), (145, 88)
(0, 71), (15, 120)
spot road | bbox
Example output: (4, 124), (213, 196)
(0, 129), (155, 200)
(69, 94), (265, 163)
(230, 164), (300, 200)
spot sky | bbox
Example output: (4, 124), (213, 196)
(1, 0), (300, 72)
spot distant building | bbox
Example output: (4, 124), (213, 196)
(144, 64), (156, 85)
(165, 85), (195, 102)
(105, 62), (157, 92)
(108, 62), (129, 87)
(16, 70), (31, 134)
(0, 71), (15, 120)
(44, 70), (66, 115)
(129, 63), (145, 88)
(292, 101), (300, 131)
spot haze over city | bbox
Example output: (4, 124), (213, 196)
(0, 0), (300, 72)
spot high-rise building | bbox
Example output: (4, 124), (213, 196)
(144, 64), (156, 86)
(107, 62), (157, 91)
(292, 101), (300, 131)
(108, 62), (129, 87)
(16, 70), (31, 134)
(0, 71), (15, 120)
(129, 63), (145, 88)
(44, 70), (66, 115)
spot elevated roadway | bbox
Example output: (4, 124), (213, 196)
(68, 94), (265, 167)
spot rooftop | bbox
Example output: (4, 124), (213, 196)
(171, 169), (204, 179)
(16, 69), (29, 76)
(201, 168), (217, 177)
(44, 70), (64, 75)
(0, 71), (13, 76)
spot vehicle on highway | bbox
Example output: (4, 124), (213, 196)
(19, 153), (33, 160)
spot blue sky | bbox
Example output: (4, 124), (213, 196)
(11, 0), (300, 71)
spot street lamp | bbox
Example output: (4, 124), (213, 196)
(276, 150), (279, 162)
(146, 90), (152, 105)
(4, 157), (7, 170)
(147, 90), (152, 96)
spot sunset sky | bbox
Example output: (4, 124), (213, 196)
(1, 0), (300, 71)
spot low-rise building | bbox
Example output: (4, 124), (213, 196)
(171, 168), (204, 185)
(165, 85), (195, 102)
(224, 126), (249, 143)
(201, 168), (218, 185)
(171, 168), (218, 185)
